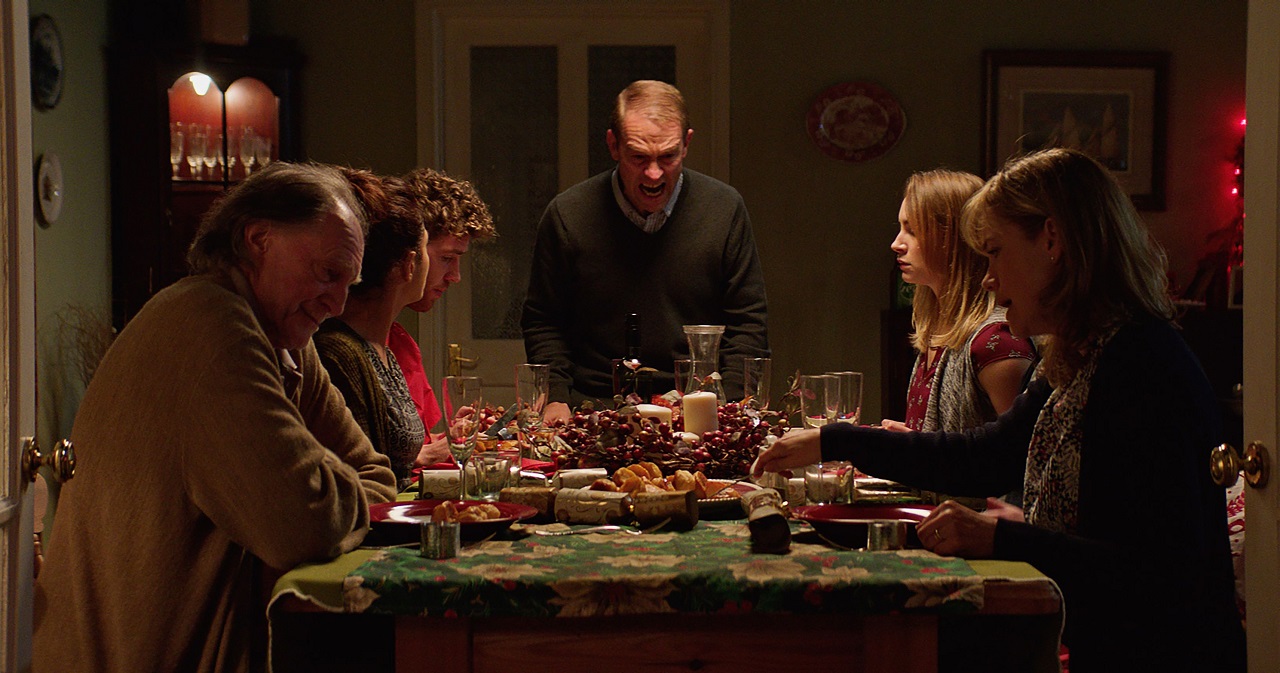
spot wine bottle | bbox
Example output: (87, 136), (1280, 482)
(611, 313), (650, 402)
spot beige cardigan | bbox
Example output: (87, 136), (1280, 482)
(33, 272), (396, 673)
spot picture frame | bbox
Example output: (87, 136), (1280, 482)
(1228, 265), (1243, 310)
(982, 50), (1168, 210)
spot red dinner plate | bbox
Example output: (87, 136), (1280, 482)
(369, 499), (538, 544)
(791, 503), (935, 548)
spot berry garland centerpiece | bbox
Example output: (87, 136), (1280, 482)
(546, 399), (789, 479)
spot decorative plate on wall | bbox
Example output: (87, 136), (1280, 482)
(30, 14), (64, 110)
(806, 81), (906, 163)
(36, 153), (64, 225)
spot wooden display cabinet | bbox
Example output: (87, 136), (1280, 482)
(107, 43), (301, 327)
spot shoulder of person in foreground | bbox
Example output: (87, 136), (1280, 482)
(173, 282), (394, 567)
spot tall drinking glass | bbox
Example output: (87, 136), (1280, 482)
(240, 126), (257, 176)
(798, 374), (840, 429)
(443, 376), (483, 499)
(186, 128), (206, 180)
(672, 359), (692, 398)
(169, 125), (184, 178)
(515, 363), (551, 463)
(742, 357), (772, 411)
(825, 371), (864, 425)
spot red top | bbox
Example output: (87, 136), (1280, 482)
(904, 321), (1034, 430)
(387, 321), (443, 431)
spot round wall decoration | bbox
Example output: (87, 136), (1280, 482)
(30, 14), (64, 110)
(806, 81), (906, 162)
(36, 153), (64, 225)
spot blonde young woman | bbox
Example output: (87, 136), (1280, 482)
(757, 150), (1245, 672)
(885, 169), (1034, 433)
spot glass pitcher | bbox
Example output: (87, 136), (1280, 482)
(683, 324), (727, 404)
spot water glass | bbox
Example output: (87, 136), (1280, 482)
(474, 452), (514, 501)
(742, 357), (772, 410)
(443, 375), (483, 498)
(825, 371), (864, 425)
(672, 359), (692, 398)
(515, 363), (551, 461)
(798, 374), (840, 429)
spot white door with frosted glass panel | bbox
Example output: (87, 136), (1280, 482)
(2, 0), (38, 668)
(1243, 3), (1280, 671)
(415, 1), (729, 406)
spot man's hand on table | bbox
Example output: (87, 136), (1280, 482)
(916, 500), (997, 558)
(543, 401), (571, 425)
(752, 428), (821, 477)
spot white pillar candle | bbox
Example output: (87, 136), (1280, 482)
(682, 391), (719, 437)
(634, 403), (673, 425)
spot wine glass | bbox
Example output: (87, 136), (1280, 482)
(240, 126), (257, 176)
(443, 375), (483, 499)
(186, 128), (206, 180)
(825, 371), (864, 425)
(203, 130), (221, 181)
(742, 357), (772, 411)
(169, 125), (184, 179)
(798, 374), (840, 429)
(225, 132), (239, 179)
(515, 363), (551, 462)
(254, 135), (273, 169)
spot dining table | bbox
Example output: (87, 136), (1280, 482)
(268, 509), (1064, 673)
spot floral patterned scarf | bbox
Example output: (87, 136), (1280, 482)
(1023, 327), (1119, 533)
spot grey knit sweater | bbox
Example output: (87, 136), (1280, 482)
(522, 169), (769, 404)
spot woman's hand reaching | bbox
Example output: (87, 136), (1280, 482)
(752, 428), (822, 477)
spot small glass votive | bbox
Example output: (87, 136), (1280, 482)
(866, 520), (907, 551)
(420, 521), (461, 559)
(804, 462), (854, 504)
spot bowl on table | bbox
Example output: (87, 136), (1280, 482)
(367, 499), (538, 545)
(790, 503), (935, 549)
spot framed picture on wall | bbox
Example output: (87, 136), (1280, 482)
(982, 50), (1169, 210)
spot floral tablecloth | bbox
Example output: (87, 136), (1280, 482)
(323, 521), (985, 619)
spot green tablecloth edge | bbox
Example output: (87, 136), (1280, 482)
(270, 548), (379, 612)
(270, 550), (1048, 615)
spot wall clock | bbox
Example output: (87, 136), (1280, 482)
(806, 81), (906, 163)
(30, 14), (64, 110)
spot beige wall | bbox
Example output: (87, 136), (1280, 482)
(254, 0), (1245, 419)
(30, 0), (111, 452)
(34, 1), (1245, 443)
(730, 0), (1246, 418)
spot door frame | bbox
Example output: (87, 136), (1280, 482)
(412, 0), (730, 399)
(2, 0), (38, 668)
(1243, 2), (1279, 671)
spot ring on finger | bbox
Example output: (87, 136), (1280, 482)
(933, 529), (943, 542)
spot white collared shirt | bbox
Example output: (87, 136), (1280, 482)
(612, 169), (684, 234)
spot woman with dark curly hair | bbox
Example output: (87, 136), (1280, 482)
(315, 168), (431, 490)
